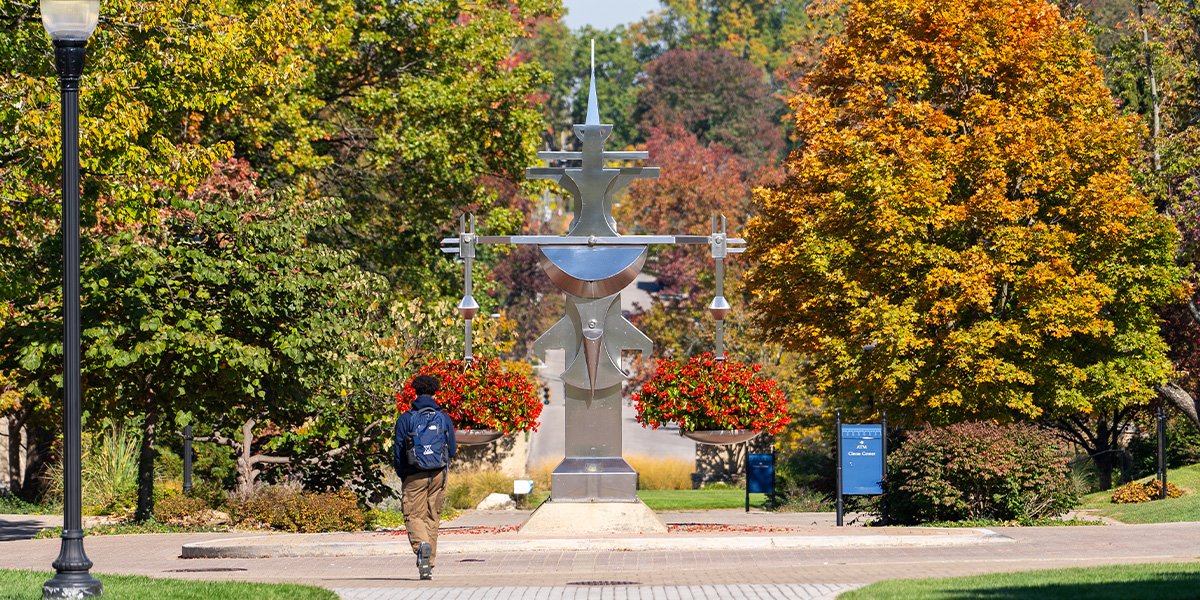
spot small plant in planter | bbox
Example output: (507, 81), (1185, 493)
(633, 353), (790, 440)
(397, 357), (543, 438)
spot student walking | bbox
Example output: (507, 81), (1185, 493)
(394, 374), (456, 580)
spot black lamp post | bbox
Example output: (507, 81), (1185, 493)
(40, 0), (103, 597)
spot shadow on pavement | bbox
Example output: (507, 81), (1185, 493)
(0, 516), (58, 542)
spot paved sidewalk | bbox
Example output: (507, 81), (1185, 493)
(181, 509), (1006, 558)
(3, 511), (1199, 599)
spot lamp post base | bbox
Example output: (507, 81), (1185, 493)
(44, 530), (102, 598)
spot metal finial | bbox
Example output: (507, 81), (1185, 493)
(586, 39), (600, 125)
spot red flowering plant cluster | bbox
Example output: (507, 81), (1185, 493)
(633, 353), (790, 433)
(396, 357), (542, 432)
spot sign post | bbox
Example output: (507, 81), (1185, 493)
(837, 417), (886, 526)
(746, 452), (774, 513)
(835, 410), (843, 526)
(1157, 406), (1167, 500)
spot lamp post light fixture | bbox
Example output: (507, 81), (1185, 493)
(40, 0), (103, 597)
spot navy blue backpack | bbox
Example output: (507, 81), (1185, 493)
(402, 407), (450, 470)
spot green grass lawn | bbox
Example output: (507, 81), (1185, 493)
(1080, 463), (1200, 524)
(638, 489), (767, 510)
(525, 489), (767, 511)
(842, 563), (1200, 599)
(0, 570), (336, 600)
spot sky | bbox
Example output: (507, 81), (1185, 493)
(560, 0), (661, 31)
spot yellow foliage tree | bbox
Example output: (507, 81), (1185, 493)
(746, 0), (1184, 435)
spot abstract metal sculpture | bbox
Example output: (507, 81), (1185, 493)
(443, 43), (744, 502)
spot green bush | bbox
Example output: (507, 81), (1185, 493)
(887, 422), (1079, 524)
(230, 486), (365, 532)
(769, 449), (835, 508)
(154, 493), (211, 525)
(1128, 418), (1200, 478)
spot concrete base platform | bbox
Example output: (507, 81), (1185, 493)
(519, 500), (667, 535)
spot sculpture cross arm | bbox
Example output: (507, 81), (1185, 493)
(537, 151), (650, 162)
(440, 234), (739, 248)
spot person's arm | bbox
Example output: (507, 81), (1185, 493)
(445, 414), (456, 459)
(394, 413), (409, 471)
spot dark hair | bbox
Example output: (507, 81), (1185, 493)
(410, 374), (440, 396)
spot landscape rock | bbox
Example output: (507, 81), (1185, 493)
(475, 493), (516, 511)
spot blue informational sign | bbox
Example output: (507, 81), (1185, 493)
(841, 424), (884, 495)
(747, 453), (774, 494)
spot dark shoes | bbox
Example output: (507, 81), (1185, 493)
(417, 542), (432, 580)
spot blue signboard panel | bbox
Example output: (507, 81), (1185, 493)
(841, 424), (884, 495)
(747, 453), (774, 494)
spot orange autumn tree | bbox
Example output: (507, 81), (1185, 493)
(746, 0), (1184, 441)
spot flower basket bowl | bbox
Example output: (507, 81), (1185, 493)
(454, 429), (506, 446)
(398, 357), (542, 434)
(633, 354), (790, 437)
(681, 430), (761, 445)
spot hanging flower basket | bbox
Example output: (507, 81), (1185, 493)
(397, 357), (543, 446)
(633, 353), (790, 445)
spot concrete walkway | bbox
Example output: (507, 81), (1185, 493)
(3, 510), (1200, 599)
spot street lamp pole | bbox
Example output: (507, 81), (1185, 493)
(40, 1), (103, 597)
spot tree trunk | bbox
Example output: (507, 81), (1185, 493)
(135, 404), (160, 522)
(21, 425), (53, 503)
(235, 418), (258, 496)
(5, 405), (32, 495)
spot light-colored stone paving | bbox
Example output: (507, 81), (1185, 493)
(333, 584), (863, 600)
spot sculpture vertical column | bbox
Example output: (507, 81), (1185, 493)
(441, 42), (741, 513)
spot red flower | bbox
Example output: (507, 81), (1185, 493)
(633, 353), (790, 434)
(397, 357), (543, 432)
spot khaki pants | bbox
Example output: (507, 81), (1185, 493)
(401, 470), (447, 566)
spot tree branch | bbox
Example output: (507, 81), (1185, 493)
(1155, 382), (1200, 430)
(245, 418), (390, 469)
(184, 429), (242, 452)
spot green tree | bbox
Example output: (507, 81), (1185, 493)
(633, 0), (817, 73)
(223, 0), (557, 297)
(745, 0), (1183, 488)
(634, 47), (784, 166)
(1104, 1), (1200, 432)
(521, 23), (643, 152)
(0, 0), (314, 504)
(1, 160), (395, 518)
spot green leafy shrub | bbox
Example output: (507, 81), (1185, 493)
(1128, 418), (1200, 478)
(1111, 480), (1185, 504)
(772, 484), (833, 512)
(887, 422), (1079, 524)
(231, 486), (365, 532)
(365, 508), (405, 530)
(0, 493), (58, 515)
(154, 494), (211, 525)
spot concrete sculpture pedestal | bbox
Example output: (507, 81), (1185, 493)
(519, 500), (668, 535)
